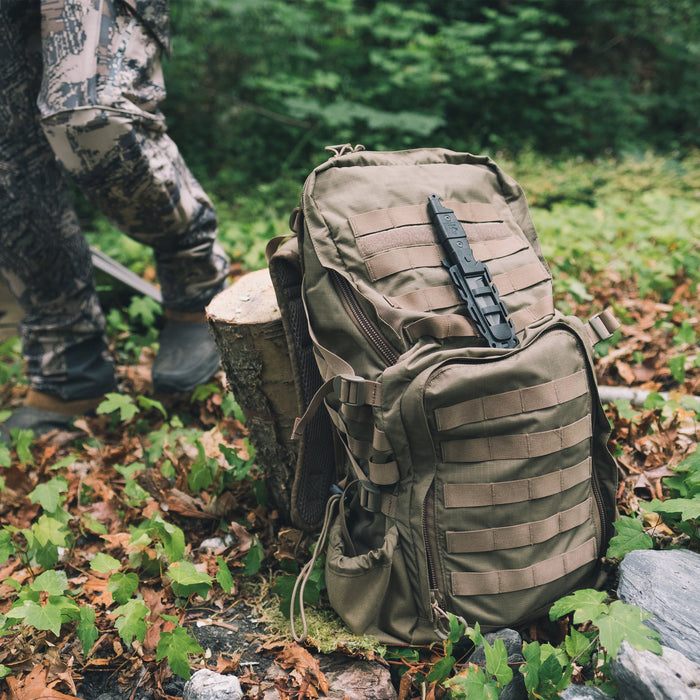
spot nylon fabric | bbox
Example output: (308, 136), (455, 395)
(269, 147), (618, 644)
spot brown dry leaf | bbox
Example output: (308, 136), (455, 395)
(276, 643), (330, 697)
(229, 521), (253, 555)
(5, 662), (78, 700)
(215, 653), (241, 675)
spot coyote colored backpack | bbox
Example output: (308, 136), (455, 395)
(268, 147), (618, 645)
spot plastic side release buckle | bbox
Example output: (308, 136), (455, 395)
(333, 374), (366, 406)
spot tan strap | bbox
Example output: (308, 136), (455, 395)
(364, 237), (531, 282)
(345, 427), (393, 463)
(405, 314), (478, 343)
(389, 260), (549, 312)
(356, 224), (525, 260)
(435, 369), (589, 430)
(451, 538), (597, 596)
(368, 459), (400, 486)
(404, 295), (554, 343)
(441, 415), (592, 463)
(510, 295), (555, 329)
(389, 284), (460, 312)
(350, 201), (502, 238)
(366, 245), (444, 281)
(488, 262), (551, 296)
(446, 499), (592, 553)
(443, 457), (591, 508)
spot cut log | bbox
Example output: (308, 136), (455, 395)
(0, 277), (23, 342)
(206, 269), (297, 523)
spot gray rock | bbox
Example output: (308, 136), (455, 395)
(617, 549), (700, 665)
(321, 656), (397, 699)
(611, 642), (700, 699)
(183, 669), (243, 700)
(469, 629), (526, 700)
(560, 686), (612, 699)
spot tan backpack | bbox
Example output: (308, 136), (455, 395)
(268, 146), (618, 645)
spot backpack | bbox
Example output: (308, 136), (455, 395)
(268, 146), (619, 645)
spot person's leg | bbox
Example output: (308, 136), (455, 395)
(0, 0), (115, 432)
(37, 0), (229, 315)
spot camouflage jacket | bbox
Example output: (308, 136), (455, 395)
(123, 0), (170, 53)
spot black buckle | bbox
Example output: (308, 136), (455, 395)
(359, 481), (382, 513)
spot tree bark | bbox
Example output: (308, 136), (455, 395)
(206, 269), (297, 523)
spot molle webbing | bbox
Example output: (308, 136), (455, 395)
(365, 238), (528, 282)
(387, 257), (549, 308)
(443, 457), (592, 508)
(440, 415), (592, 463)
(435, 369), (589, 429)
(451, 538), (597, 596)
(446, 499), (593, 553)
(349, 201), (502, 238)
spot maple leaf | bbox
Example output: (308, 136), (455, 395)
(595, 600), (662, 657)
(6, 599), (63, 636)
(155, 626), (204, 680)
(90, 552), (122, 574)
(113, 598), (149, 644)
(76, 606), (99, 655)
(606, 516), (654, 559)
(107, 571), (139, 604)
(167, 561), (212, 599)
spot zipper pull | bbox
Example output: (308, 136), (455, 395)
(430, 590), (451, 639)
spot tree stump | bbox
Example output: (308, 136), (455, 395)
(0, 277), (23, 342)
(206, 269), (297, 523)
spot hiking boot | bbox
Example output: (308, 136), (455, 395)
(0, 391), (102, 444)
(151, 310), (220, 394)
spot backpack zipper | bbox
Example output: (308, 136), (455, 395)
(422, 481), (446, 604)
(330, 270), (400, 366)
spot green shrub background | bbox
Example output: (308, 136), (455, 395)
(161, 0), (699, 199)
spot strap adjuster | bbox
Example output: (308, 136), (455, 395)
(334, 375), (366, 406)
(587, 308), (620, 344)
(359, 481), (382, 513)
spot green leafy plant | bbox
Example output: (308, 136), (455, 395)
(606, 516), (655, 559)
(647, 450), (700, 542)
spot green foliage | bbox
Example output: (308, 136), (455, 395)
(114, 598), (150, 645)
(606, 516), (655, 559)
(550, 589), (661, 658)
(130, 515), (186, 564)
(108, 572), (140, 605)
(647, 450), (700, 541)
(97, 393), (140, 422)
(215, 556), (235, 594)
(76, 606), (99, 655)
(156, 626), (204, 680)
(167, 561), (213, 599)
(161, 0), (700, 200)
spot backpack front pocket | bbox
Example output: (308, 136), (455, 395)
(413, 325), (610, 629)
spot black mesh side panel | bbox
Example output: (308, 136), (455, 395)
(269, 247), (336, 531)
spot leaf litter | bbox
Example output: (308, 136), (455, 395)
(0, 172), (699, 698)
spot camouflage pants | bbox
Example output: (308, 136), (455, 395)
(0, 0), (229, 400)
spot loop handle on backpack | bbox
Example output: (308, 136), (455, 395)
(324, 143), (366, 158)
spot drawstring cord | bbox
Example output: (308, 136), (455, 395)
(290, 492), (342, 643)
